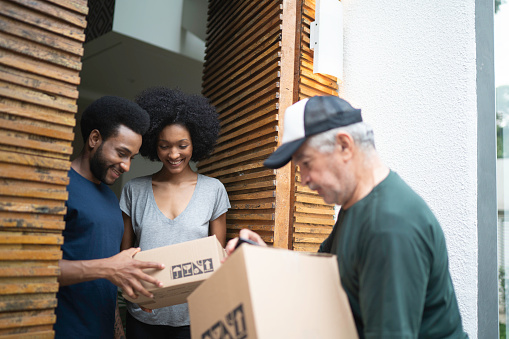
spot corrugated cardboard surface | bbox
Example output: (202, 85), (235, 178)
(188, 244), (256, 338)
(188, 244), (358, 339)
(123, 235), (225, 309)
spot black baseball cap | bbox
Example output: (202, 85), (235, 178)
(264, 96), (362, 169)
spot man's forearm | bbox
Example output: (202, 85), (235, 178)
(58, 258), (111, 286)
(57, 249), (164, 298)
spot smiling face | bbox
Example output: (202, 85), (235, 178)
(89, 125), (142, 185)
(157, 124), (193, 175)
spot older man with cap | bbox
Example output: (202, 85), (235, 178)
(226, 96), (468, 338)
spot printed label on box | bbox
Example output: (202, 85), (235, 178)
(172, 258), (214, 280)
(201, 304), (247, 339)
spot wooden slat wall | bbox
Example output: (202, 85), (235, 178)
(293, 0), (338, 252)
(200, 0), (338, 252)
(0, 0), (87, 337)
(199, 0), (283, 245)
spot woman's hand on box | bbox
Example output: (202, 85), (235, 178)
(140, 305), (153, 313)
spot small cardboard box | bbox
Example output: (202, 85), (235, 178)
(188, 244), (358, 339)
(123, 235), (225, 309)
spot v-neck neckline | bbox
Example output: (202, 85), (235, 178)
(149, 174), (201, 222)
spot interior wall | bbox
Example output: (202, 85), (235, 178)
(75, 0), (208, 197)
(341, 0), (479, 336)
(113, 0), (205, 62)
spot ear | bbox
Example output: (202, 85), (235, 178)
(88, 129), (102, 150)
(334, 132), (355, 160)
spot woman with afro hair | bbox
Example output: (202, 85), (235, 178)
(119, 87), (230, 339)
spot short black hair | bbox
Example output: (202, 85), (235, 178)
(135, 87), (220, 162)
(80, 96), (150, 142)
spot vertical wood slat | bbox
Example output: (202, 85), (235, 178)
(273, 0), (300, 249)
(0, 0), (87, 337)
(199, 0), (284, 245)
(293, 0), (339, 252)
(201, 0), (338, 252)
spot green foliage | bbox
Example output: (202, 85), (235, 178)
(501, 322), (506, 339)
(497, 86), (509, 158)
(501, 267), (507, 305)
(498, 119), (507, 158)
(496, 0), (507, 13)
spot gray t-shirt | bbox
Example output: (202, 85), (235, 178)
(119, 173), (230, 326)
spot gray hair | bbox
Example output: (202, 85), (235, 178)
(307, 122), (376, 153)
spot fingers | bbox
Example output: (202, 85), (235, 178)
(122, 285), (137, 299)
(224, 229), (267, 260)
(125, 274), (155, 299)
(135, 260), (165, 270)
(140, 305), (153, 313)
(131, 259), (164, 288)
(224, 237), (239, 257)
(239, 229), (266, 246)
(107, 249), (164, 297)
(135, 270), (163, 289)
(120, 274), (157, 299)
(133, 284), (154, 299)
(122, 247), (141, 257)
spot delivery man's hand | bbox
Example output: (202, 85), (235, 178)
(105, 247), (165, 299)
(225, 229), (267, 258)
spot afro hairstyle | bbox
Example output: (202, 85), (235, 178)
(135, 87), (220, 162)
(80, 96), (150, 142)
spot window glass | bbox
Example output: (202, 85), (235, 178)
(496, 1), (509, 338)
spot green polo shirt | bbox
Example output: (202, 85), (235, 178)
(319, 171), (468, 338)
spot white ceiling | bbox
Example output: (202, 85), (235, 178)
(78, 31), (205, 104)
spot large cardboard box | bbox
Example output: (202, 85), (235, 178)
(188, 244), (358, 339)
(123, 235), (225, 309)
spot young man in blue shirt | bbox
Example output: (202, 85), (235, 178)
(54, 96), (165, 339)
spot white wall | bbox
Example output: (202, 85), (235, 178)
(113, 0), (205, 62)
(341, 0), (478, 336)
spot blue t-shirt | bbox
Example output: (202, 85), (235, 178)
(54, 168), (124, 338)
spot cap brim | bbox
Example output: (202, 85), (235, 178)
(263, 138), (306, 169)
